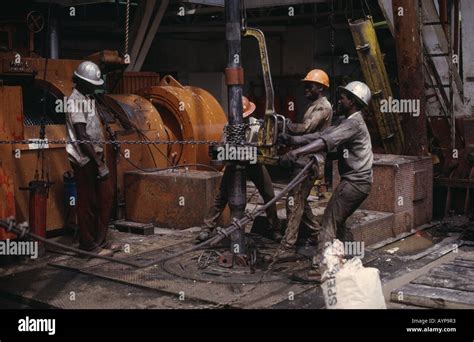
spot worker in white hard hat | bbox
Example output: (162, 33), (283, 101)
(279, 81), (374, 282)
(272, 68), (333, 262)
(65, 61), (118, 256)
(198, 96), (282, 242)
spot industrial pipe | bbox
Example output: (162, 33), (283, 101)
(49, 6), (59, 59)
(19, 181), (51, 245)
(225, 0), (247, 256)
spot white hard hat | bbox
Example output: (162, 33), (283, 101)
(338, 81), (371, 107)
(74, 61), (104, 86)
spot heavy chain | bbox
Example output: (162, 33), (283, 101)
(0, 139), (221, 146)
(0, 121), (264, 147)
(0, 122), (262, 147)
(224, 123), (247, 145)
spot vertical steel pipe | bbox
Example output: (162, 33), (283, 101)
(225, 0), (246, 256)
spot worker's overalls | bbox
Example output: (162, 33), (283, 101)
(280, 96), (333, 249)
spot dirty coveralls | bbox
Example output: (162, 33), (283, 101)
(281, 96), (333, 249)
(65, 89), (114, 251)
(202, 117), (279, 233)
(297, 111), (373, 264)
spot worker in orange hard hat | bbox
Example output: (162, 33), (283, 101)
(198, 96), (281, 242)
(242, 95), (256, 119)
(285, 68), (332, 133)
(273, 68), (333, 262)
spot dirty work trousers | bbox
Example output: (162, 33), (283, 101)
(203, 163), (279, 231)
(281, 166), (320, 249)
(314, 179), (371, 264)
(72, 161), (114, 251)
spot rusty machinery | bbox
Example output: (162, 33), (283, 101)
(137, 75), (227, 168)
(203, 1), (288, 261)
(201, 1), (289, 260)
(208, 1), (286, 259)
(0, 51), (227, 239)
(243, 27), (286, 166)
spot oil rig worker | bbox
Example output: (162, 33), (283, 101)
(65, 61), (118, 256)
(197, 96), (281, 242)
(279, 81), (374, 281)
(274, 69), (333, 261)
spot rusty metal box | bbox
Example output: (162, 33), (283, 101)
(124, 169), (228, 229)
(333, 154), (433, 234)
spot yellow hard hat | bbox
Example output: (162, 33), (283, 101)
(301, 69), (330, 88)
(242, 96), (256, 118)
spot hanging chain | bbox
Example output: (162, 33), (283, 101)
(0, 139), (220, 146)
(0, 123), (262, 146)
(124, 0), (130, 56)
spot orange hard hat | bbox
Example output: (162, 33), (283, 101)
(242, 96), (256, 118)
(301, 69), (330, 88)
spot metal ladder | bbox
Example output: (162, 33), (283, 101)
(420, 0), (456, 150)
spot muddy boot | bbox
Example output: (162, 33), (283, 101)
(304, 235), (318, 247)
(273, 246), (299, 262)
(196, 228), (212, 242)
(306, 266), (322, 282)
(88, 247), (113, 257)
(268, 230), (282, 242)
(273, 231), (283, 242)
(100, 240), (122, 252)
(291, 266), (322, 283)
(263, 246), (293, 263)
(266, 218), (282, 242)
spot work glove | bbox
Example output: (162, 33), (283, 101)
(277, 118), (292, 131)
(97, 163), (110, 181)
(279, 151), (297, 168)
(278, 133), (305, 147)
(277, 133), (296, 146)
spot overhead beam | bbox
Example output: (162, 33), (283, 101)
(127, 0), (156, 71)
(180, 0), (327, 8)
(132, 0), (169, 71)
(157, 26), (287, 33)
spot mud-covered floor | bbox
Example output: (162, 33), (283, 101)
(1, 182), (473, 309)
(1, 216), (473, 309)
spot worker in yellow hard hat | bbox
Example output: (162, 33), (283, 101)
(273, 68), (333, 262)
